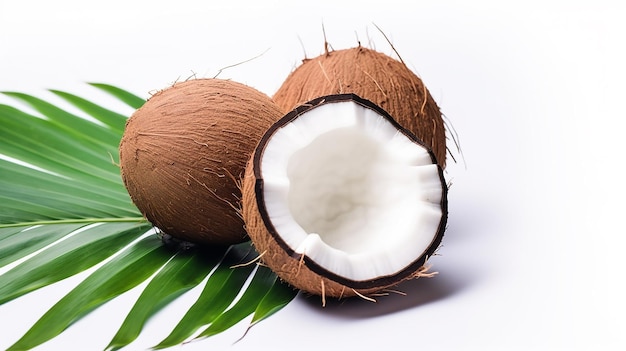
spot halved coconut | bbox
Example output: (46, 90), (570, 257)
(242, 94), (447, 298)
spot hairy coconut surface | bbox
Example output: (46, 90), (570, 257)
(119, 79), (283, 245)
(273, 46), (447, 168)
(243, 94), (447, 298)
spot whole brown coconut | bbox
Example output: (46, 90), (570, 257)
(119, 79), (284, 245)
(273, 46), (447, 167)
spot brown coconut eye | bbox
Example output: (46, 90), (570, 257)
(242, 94), (447, 298)
(119, 79), (283, 246)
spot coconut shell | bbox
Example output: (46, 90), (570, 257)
(274, 46), (447, 168)
(242, 94), (447, 299)
(119, 79), (283, 245)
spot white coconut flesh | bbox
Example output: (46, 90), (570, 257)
(258, 97), (445, 282)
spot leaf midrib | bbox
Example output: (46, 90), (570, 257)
(0, 217), (147, 228)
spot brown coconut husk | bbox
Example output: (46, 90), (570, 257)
(119, 78), (284, 245)
(273, 46), (447, 168)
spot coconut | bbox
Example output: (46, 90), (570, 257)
(273, 46), (447, 168)
(119, 79), (284, 245)
(242, 94), (447, 299)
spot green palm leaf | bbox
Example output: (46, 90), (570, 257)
(106, 246), (217, 351)
(6, 235), (170, 351)
(0, 84), (297, 350)
(152, 243), (260, 349)
(195, 265), (277, 340)
(0, 222), (152, 305)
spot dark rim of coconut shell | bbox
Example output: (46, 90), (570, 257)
(252, 93), (448, 290)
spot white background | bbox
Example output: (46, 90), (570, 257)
(1, 0), (626, 350)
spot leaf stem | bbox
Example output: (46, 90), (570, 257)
(0, 217), (147, 228)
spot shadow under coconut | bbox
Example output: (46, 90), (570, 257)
(298, 266), (473, 319)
